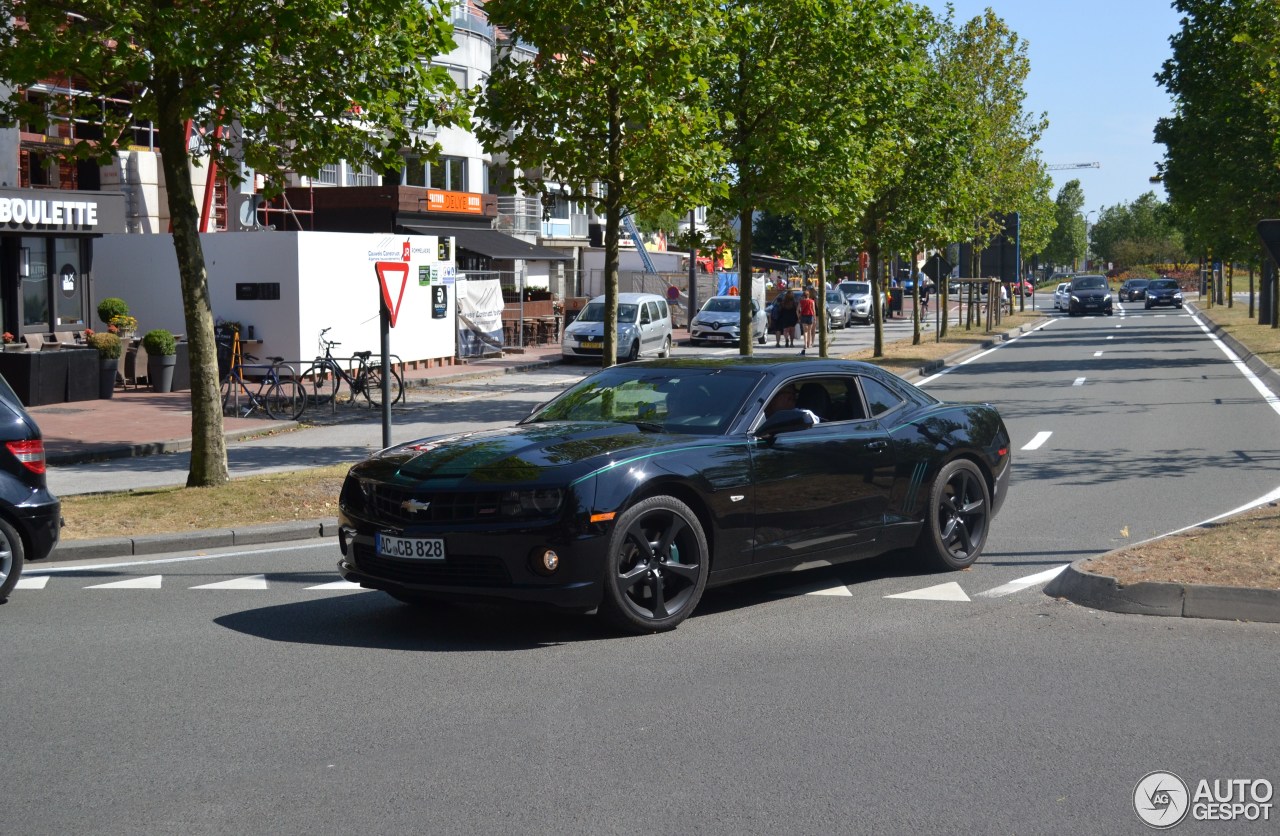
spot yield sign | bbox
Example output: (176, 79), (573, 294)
(374, 261), (410, 327)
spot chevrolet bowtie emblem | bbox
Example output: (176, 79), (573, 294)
(400, 499), (431, 514)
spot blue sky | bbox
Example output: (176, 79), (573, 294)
(925, 0), (1183, 214)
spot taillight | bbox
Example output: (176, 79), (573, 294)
(6, 439), (47, 474)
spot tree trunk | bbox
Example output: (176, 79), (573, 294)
(816, 224), (828, 358)
(738, 205), (754, 357)
(868, 232), (883, 359)
(602, 84), (622, 368)
(156, 88), (229, 487)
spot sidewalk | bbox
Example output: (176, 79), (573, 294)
(28, 342), (567, 466)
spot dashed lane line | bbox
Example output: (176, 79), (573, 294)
(1021, 431), (1053, 451)
(1073, 377), (1086, 386)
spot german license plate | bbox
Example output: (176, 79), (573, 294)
(376, 533), (446, 560)
(580, 340), (602, 349)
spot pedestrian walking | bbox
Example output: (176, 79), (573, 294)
(798, 288), (817, 355)
(774, 290), (798, 348)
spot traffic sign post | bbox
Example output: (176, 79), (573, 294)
(374, 261), (410, 448)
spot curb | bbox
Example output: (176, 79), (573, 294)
(44, 517), (340, 564)
(1045, 560), (1280, 624)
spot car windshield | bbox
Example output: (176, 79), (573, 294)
(1072, 277), (1107, 290)
(1057, 284), (1069, 292)
(840, 282), (870, 296)
(1149, 279), (1179, 290)
(1128, 280), (1150, 287)
(576, 302), (639, 324)
(525, 367), (763, 435)
(702, 298), (741, 313)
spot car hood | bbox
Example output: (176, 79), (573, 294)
(696, 311), (744, 326)
(359, 422), (694, 485)
(1072, 287), (1109, 297)
(565, 320), (634, 338)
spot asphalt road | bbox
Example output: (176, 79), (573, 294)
(7, 299), (1280, 835)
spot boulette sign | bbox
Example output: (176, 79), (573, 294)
(0, 188), (126, 233)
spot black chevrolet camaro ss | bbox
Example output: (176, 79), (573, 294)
(337, 358), (1012, 632)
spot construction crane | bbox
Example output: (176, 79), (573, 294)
(1047, 162), (1100, 170)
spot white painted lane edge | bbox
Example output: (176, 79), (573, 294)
(14, 575), (50, 589)
(917, 319), (1055, 386)
(1190, 312), (1280, 419)
(1021, 431), (1053, 451)
(976, 565), (1069, 598)
(191, 574), (269, 590)
(85, 575), (163, 589)
(23, 543), (319, 575)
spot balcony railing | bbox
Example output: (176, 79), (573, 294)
(451, 4), (494, 39)
(495, 195), (540, 237)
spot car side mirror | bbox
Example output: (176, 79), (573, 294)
(754, 408), (817, 439)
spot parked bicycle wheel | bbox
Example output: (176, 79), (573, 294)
(362, 366), (404, 408)
(263, 377), (306, 421)
(220, 374), (257, 417)
(301, 363), (341, 409)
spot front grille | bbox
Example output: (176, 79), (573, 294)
(353, 544), (512, 587)
(370, 486), (507, 525)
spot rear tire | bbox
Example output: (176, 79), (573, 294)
(302, 363), (340, 409)
(363, 366), (405, 408)
(659, 336), (672, 358)
(0, 518), (26, 603)
(263, 377), (305, 420)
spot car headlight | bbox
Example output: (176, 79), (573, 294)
(1070, 295), (1080, 303)
(500, 489), (563, 517)
(1174, 292), (1183, 299)
(1103, 293), (1112, 301)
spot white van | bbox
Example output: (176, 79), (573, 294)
(562, 292), (674, 362)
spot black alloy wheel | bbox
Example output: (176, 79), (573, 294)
(918, 459), (990, 571)
(601, 496), (709, 633)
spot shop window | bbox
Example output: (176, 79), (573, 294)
(21, 237), (50, 328)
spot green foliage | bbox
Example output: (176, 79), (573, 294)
(96, 298), (130, 327)
(86, 331), (122, 360)
(142, 329), (178, 356)
(1090, 193), (1187, 268)
(1043, 180), (1087, 268)
(477, 0), (727, 366)
(1156, 0), (1280, 262)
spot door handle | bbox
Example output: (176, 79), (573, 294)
(867, 440), (889, 452)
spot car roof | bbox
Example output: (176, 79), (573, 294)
(589, 293), (666, 304)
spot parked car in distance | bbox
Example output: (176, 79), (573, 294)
(1053, 282), (1072, 311)
(0, 374), (61, 602)
(1009, 280), (1034, 298)
(1118, 278), (1150, 302)
(825, 289), (851, 329)
(562, 292), (673, 362)
(335, 357), (1012, 633)
(689, 295), (766, 346)
(1144, 278), (1184, 310)
(1067, 274), (1114, 316)
(838, 281), (883, 325)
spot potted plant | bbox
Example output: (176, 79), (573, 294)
(97, 298), (136, 341)
(2, 332), (18, 352)
(141, 328), (178, 393)
(85, 329), (122, 399)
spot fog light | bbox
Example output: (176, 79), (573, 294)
(532, 548), (561, 575)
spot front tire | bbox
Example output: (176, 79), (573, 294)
(916, 459), (991, 571)
(600, 496), (709, 633)
(625, 340), (640, 363)
(364, 366), (405, 408)
(0, 517), (26, 603)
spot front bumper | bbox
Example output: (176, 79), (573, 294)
(1147, 296), (1182, 307)
(690, 325), (740, 342)
(336, 513), (608, 611)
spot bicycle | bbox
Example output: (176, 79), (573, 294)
(220, 351), (306, 421)
(299, 328), (404, 411)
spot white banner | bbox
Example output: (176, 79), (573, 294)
(456, 278), (504, 358)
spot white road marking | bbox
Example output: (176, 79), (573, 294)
(86, 575), (163, 589)
(1190, 312), (1280, 419)
(23, 543), (318, 575)
(1106, 336), (1114, 340)
(806, 584), (854, 597)
(191, 574), (269, 590)
(306, 580), (368, 591)
(15, 575), (50, 589)
(1073, 377), (1086, 386)
(1021, 431), (1053, 451)
(885, 581), (970, 602)
(1093, 351), (1103, 357)
(917, 320), (1054, 386)
(976, 565), (1068, 597)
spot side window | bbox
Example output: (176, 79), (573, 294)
(858, 376), (905, 417)
(657, 300), (669, 321)
(641, 303), (653, 324)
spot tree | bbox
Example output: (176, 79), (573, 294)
(476, 0), (726, 367)
(1043, 180), (1087, 270)
(1090, 192), (1187, 268)
(0, 0), (465, 485)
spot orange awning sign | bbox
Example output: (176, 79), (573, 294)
(375, 261), (410, 327)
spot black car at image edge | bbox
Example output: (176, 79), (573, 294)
(336, 357), (1011, 633)
(0, 375), (61, 602)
